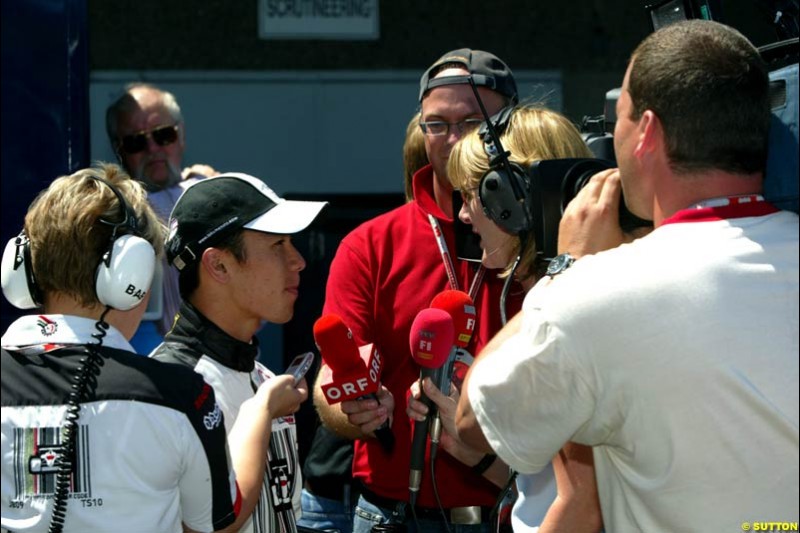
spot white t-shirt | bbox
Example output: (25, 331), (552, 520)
(469, 208), (799, 532)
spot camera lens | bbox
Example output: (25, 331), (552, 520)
(560, 159), (613, 212)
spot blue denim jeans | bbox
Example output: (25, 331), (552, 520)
(298, 488), (355, 533)
(352, 494), (493, 533)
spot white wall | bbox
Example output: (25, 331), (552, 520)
(91, 70), (562, 366)
(90, 70), (562, 196)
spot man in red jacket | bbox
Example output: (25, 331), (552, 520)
(314, 49), (520, 532)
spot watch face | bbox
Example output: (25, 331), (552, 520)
(546, 254), (574, 277)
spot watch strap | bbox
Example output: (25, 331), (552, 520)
(472, 453), (498, 475)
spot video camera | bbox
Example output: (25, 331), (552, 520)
(577, 0), (799, 211)
(457, 0), (798, 264)
(526, 158), (651, 261)
(532, 0), (798, 259)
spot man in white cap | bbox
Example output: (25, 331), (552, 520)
(151, 173), (328, 533)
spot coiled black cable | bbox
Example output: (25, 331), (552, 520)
(48, 309), (109, 533)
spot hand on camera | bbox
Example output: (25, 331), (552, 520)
(558, 168), (627, 257)
(340, 384), (394, 438)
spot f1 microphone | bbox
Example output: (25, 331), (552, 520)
(428, 290), (476, 451)
(408, 307), (454, 506)
(431, 290), (477, 349)
(313, 314), (395, 452)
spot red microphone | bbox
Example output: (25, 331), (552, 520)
(408, 307), (454, 506)
(313, 314), (394, 452)
(428, 290), (477, 451)
(430, 289), (476, 348)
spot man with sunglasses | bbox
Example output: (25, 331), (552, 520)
(106, 83), (188, 192)
(309, 49), (522, 533)
(106, 83), (215, 342)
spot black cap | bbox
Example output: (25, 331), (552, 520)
(166, 173), (327, 271)
(418, 48), (518, 103)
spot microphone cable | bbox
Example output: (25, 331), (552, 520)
(496, 241), (529, 529)
(48, 308), (109, 533)
(408, 501), (422, 532)
(429, 438), (453, 533)
(490, 469), (519, 533)
(500, 254), (522, 326)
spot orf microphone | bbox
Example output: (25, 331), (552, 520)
(408, 307), (454, 506)
(314, 314), (395, 452)
(428, 290), (476, 451)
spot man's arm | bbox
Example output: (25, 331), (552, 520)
(455, 312), (523, 452)
(314, 234), (394, 440)
(408, 377), (510, 487)
(221, 375), (307, 532)
(539, 443), (603, 533)
(182, 376), (306, 533)
(540, 167), (652, 533)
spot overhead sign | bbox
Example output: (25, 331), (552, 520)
(258, 0), (379, 40)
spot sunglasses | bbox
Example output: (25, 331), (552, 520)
(118, 124), (179, 155)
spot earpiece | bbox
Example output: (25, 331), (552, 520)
(95, 233), (155, 311)
(92, 176), (156, 311)
(476, 106), (535, 234)
(1, 176), (156, 311)
(478, 160), (533, 234)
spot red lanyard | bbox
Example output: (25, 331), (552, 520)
(427, 214), (486, 301)
(662, 195), (778, 225)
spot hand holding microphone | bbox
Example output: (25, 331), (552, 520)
(407, 378), (486, 469)
(427, 290), (476, 449)
(408, 307), (454, 506)
(314, 314), (395, 452)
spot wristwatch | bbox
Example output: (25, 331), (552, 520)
(546, 253), (575, 278)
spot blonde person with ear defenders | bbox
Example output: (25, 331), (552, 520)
(1, 164), (248, 533)
(409, 104), (626, 532)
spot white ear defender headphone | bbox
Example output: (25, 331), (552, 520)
(1, 176), (156, 311)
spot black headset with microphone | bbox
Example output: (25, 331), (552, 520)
(467, 80), (549, 266)
(476, 105), (537, 235)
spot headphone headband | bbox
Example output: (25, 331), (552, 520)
(480, 106), (515, 159)
(91, 176), (139, 236)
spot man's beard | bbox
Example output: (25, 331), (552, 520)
(136, 164), (181, 192)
